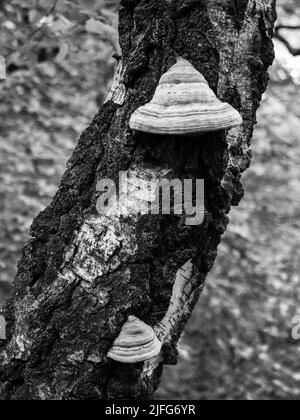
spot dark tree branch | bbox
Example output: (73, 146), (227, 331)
(5, 0), (58, 59)
(276, 25), (300, 30)
(275, 33), (300, 56)
(275, 25), (300, 56)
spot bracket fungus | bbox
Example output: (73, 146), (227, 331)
(129, 57), (243, 136)
(107, 316), (162, 363)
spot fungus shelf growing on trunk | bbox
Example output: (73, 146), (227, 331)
(107, 316), (162, 363)
(129, 57), (243, 136)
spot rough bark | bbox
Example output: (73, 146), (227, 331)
(0, 0), (276, 400)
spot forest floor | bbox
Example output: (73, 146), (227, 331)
(1, 21), (300, 399)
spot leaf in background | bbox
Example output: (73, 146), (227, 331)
(51, 19), (72, 33)
(55, 41), (69, 63)
(38, 0), (55, 9)
(85, 18), (116, 38)
(79, 0), (105, 12)
(11, 0), (36, 7)
(29, 10), (38, 23)
(0, 56), (6, 80)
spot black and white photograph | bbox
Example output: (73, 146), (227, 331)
(0, 0), (299, 404)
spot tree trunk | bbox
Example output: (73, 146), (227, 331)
(0, 0), (276, 400)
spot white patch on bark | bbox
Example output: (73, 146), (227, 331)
(142, 259), (196, 378)
(6, 293), (39, 360)
(35, 384), (52, 400)
(105, 59), (127, 105)
(65, 215), (138, 287)
(67, 350), (85, 365)
(87, 352), (103, 364)
(121, 167), (173, 216)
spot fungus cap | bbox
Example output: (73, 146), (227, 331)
(107, 316), (162, 363)
(129, 57), (243, 136)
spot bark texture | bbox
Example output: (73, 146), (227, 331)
(0, 0), (276, 400)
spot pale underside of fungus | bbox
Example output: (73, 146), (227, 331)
(129, 57), (243, 136)
(107, 316), (162, 363)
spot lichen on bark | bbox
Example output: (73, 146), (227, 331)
(0, 0), (276, 400)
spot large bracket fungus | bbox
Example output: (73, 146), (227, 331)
(129, 57), (242, 136)
(107, 316), (162, 364)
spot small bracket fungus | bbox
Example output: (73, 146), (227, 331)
(107, 316), (162, 363)
(129, 57), (243, 136)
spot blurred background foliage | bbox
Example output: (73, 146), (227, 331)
(1, 0), (300, 400)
